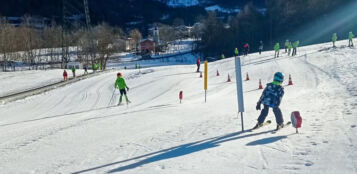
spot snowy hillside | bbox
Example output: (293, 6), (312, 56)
(158, 0), (200, 7)
(0, 40), (357, 173)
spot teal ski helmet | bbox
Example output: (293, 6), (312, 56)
(274, 72), (284, 82)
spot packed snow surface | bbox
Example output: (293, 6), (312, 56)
(0, 40), (357, 173)
(0, 69), (90, 97)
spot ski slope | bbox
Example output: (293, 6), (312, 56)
(0, 69), (90, 97)
(0, 40), (357, 174)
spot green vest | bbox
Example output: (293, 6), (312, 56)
(332, 34), (337, 42)
(285, 41), (289, 47)
(274, 43), (280, 51)
(349, 32), (354, 40)
(234, 48), (239, 55)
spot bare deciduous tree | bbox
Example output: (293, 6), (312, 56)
(129, 29), (142, 53)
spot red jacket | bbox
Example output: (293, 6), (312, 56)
(196, 58), (201, 64)
(63, 71), (68, 76)
(244, 43), (249, 48)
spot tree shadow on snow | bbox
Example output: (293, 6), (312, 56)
(72, 129), (275, 174)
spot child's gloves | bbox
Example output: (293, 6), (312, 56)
(256, 102), (261, 110)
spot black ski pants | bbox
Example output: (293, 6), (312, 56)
(258, 105), (284, 125)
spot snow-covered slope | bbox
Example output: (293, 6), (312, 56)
(0, 40), (357, 173)
(157, 0), (199, 7)
(0, 69), (90, 97)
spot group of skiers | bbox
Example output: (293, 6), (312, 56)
(273, 40), (300, 58)
(100, 30), (357, 128)
(332, 31), (354, 48)
(62, 67), (77, 81)
(62, 65), (90, 81)
(219, 40), (299, 59)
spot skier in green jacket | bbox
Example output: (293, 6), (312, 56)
(72, 67), (76, 78)
(274, 43), (280, 58)
(234, 48), (239, 56)
(292, 41), (299, 56)
(221, 53), (225, 59)
(284, 40), (289, 53)
(288, 42), (293, 56)
(332, 33), (337, 47)
(348, 31), (354, 47)
(114, 72), (130, 105)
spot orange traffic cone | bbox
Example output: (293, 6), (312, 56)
(217, 70), (220, 76)
(200, 72), (202, 78)
(288, 74), (293, 85)
(259, 79), (263, 89)
(246, 73), (250, 81)
(227, 74), (231, 82)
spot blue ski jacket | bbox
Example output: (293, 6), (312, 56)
(258, 82), (284, 108)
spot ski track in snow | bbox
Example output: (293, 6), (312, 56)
(0, 41), (357, 173)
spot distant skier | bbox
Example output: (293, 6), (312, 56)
(72, 67), (76, 78)
(63, 70), (68, 81)
(114, 72), (130, 105)
(274, 43), (280, 58)
(196, 58), (201, 72)
(332, 33), (338, 48)
(292, 41), (299, 56)
(348, 31), (354, 47)
(288, 42), (293, 56)
(258, 41), (263, 55)
(84, 66), (88, 75)
(92, 64), (97, 73)
(243, 43), (249, 56)
(284, 40), (289, 53)
(254, 72), (285, 130)
(234, 48), (239, 56)
(221, 54), (225, 59)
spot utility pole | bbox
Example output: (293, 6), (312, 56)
(61, 0), (66, 69)
(83, 0), (91, 29)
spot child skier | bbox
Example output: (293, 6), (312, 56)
(114, 72), (130, 105)
(196, 58), (201, 72)
(292, 41), (299, 56)
(348, 31), (354, 47)
(72, 67), (76, 78)
(243, 43), (249, 56)
(234, 48), (239, 56)
(84, 66), (88, 75)
(63, 70), (68, 81)
(274, 43), (280, 58)
(288, 42), (293, 56)
(284, 40), (289, 53)
(332, 33), (337, 48)
(254, 72), (285, 130)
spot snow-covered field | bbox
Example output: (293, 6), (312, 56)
(0, 69), (91, 97)
(0, 40), (357, 173)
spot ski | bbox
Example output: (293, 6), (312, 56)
(248, 120), (272, 132)
(272, 121), (291, 134)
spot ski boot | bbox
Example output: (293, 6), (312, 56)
(276, 123), (285, 131)
(252, 122), (263, 129)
